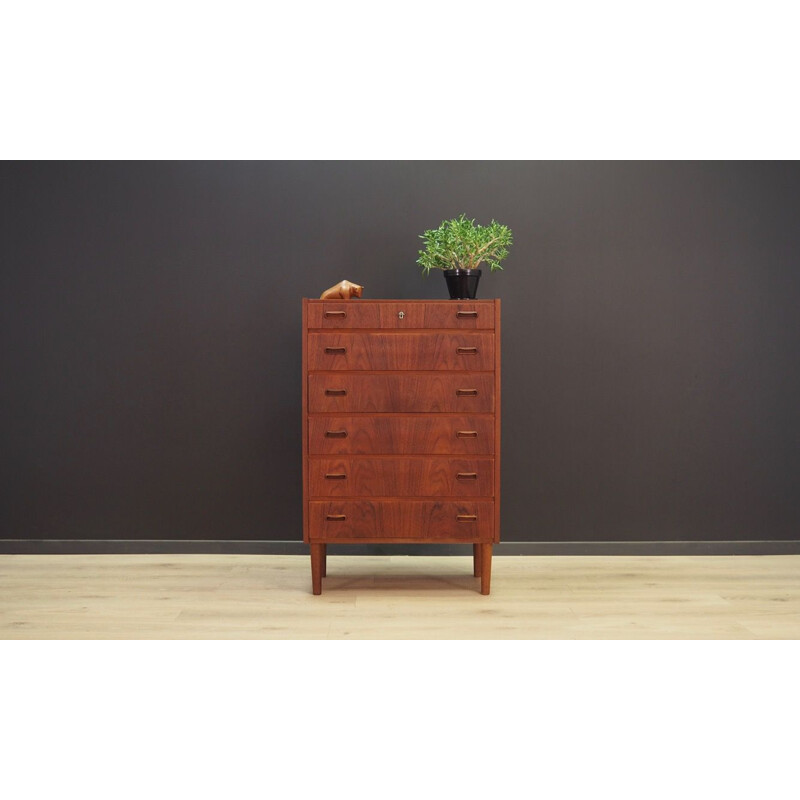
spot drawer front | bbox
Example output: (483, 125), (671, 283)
(309, 457), (494, 497)
(308, 301), (494, 329)
(309, 500), (494, 541)
(308, 373), (494, 413)
(308, 303), (381, 328)
(308, 332), (494, 371)
(308, 416), (495, 455)
(378, 303), (494, 329)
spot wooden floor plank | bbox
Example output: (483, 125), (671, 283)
(1, 554), (798, 639)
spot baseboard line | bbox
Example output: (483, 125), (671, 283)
(1, 539), (798, 555)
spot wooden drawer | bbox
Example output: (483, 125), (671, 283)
(308, 415), (495, 455)
(308, 332), (494, 371)
(308, 500), (494, 541)
(308, 303), (381, 328)
(307, 301), (494, 329)
(308, 373), (494, 413)
(309, 457), (494, 497)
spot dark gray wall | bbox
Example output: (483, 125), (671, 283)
(1, 162), (799, 543)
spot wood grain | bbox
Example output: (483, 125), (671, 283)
(309, 457), (494, 497)
(308, 500), (494, 541)
(308, 416), (495, 455)
(3, 554), (798, 639)
(307, 300), (495, 329)
(308, 332), (495, 371)
(302, 299), (309, 543)
(308, 302), (381, 328)
(308, 373), (494, 413)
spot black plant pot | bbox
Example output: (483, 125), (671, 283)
(443, 269), (481, 300)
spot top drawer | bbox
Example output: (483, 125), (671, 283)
(307, 301), (495, 329)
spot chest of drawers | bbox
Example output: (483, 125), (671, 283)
(302, 299), (500, 594)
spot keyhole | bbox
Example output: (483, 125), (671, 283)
(398, 311), (405, 319)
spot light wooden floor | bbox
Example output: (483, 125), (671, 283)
(1, 554), (799, 639)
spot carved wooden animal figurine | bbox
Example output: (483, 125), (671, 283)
(319, 280), (363, 300)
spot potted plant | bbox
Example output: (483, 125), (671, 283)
(417, 213), (513, 299)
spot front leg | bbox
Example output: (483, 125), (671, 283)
(310, 543), (324, 595)
(479, 543), (493, 595)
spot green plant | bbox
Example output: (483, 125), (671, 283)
(417, 213), (513, 276)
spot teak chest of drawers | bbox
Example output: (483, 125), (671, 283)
(302, 298), (500, 594)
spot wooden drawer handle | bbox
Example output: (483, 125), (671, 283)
(457, 514), (478, 522)
(324, 347), (347, 354)
(457, 311), (478, 318)
(325, 473), (347, 480)
(456, 388), (478, 397)
(456, 472), (478, 480)
(324, 311), (347, 318)
(456, 430), (478, 438)
(456, 347), (478, 354)
(326, 514), (347, 521)
(325, 389), (347, 396)
(325, 430), (348, 438)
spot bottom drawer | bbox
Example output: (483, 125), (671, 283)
(308, 500), (494, 542)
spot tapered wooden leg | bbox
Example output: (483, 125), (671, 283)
(479, 543), (493, 595)
(321, 544), (327, 578)
(310, 543), (324, 595)
(473, 544), (481, 577)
